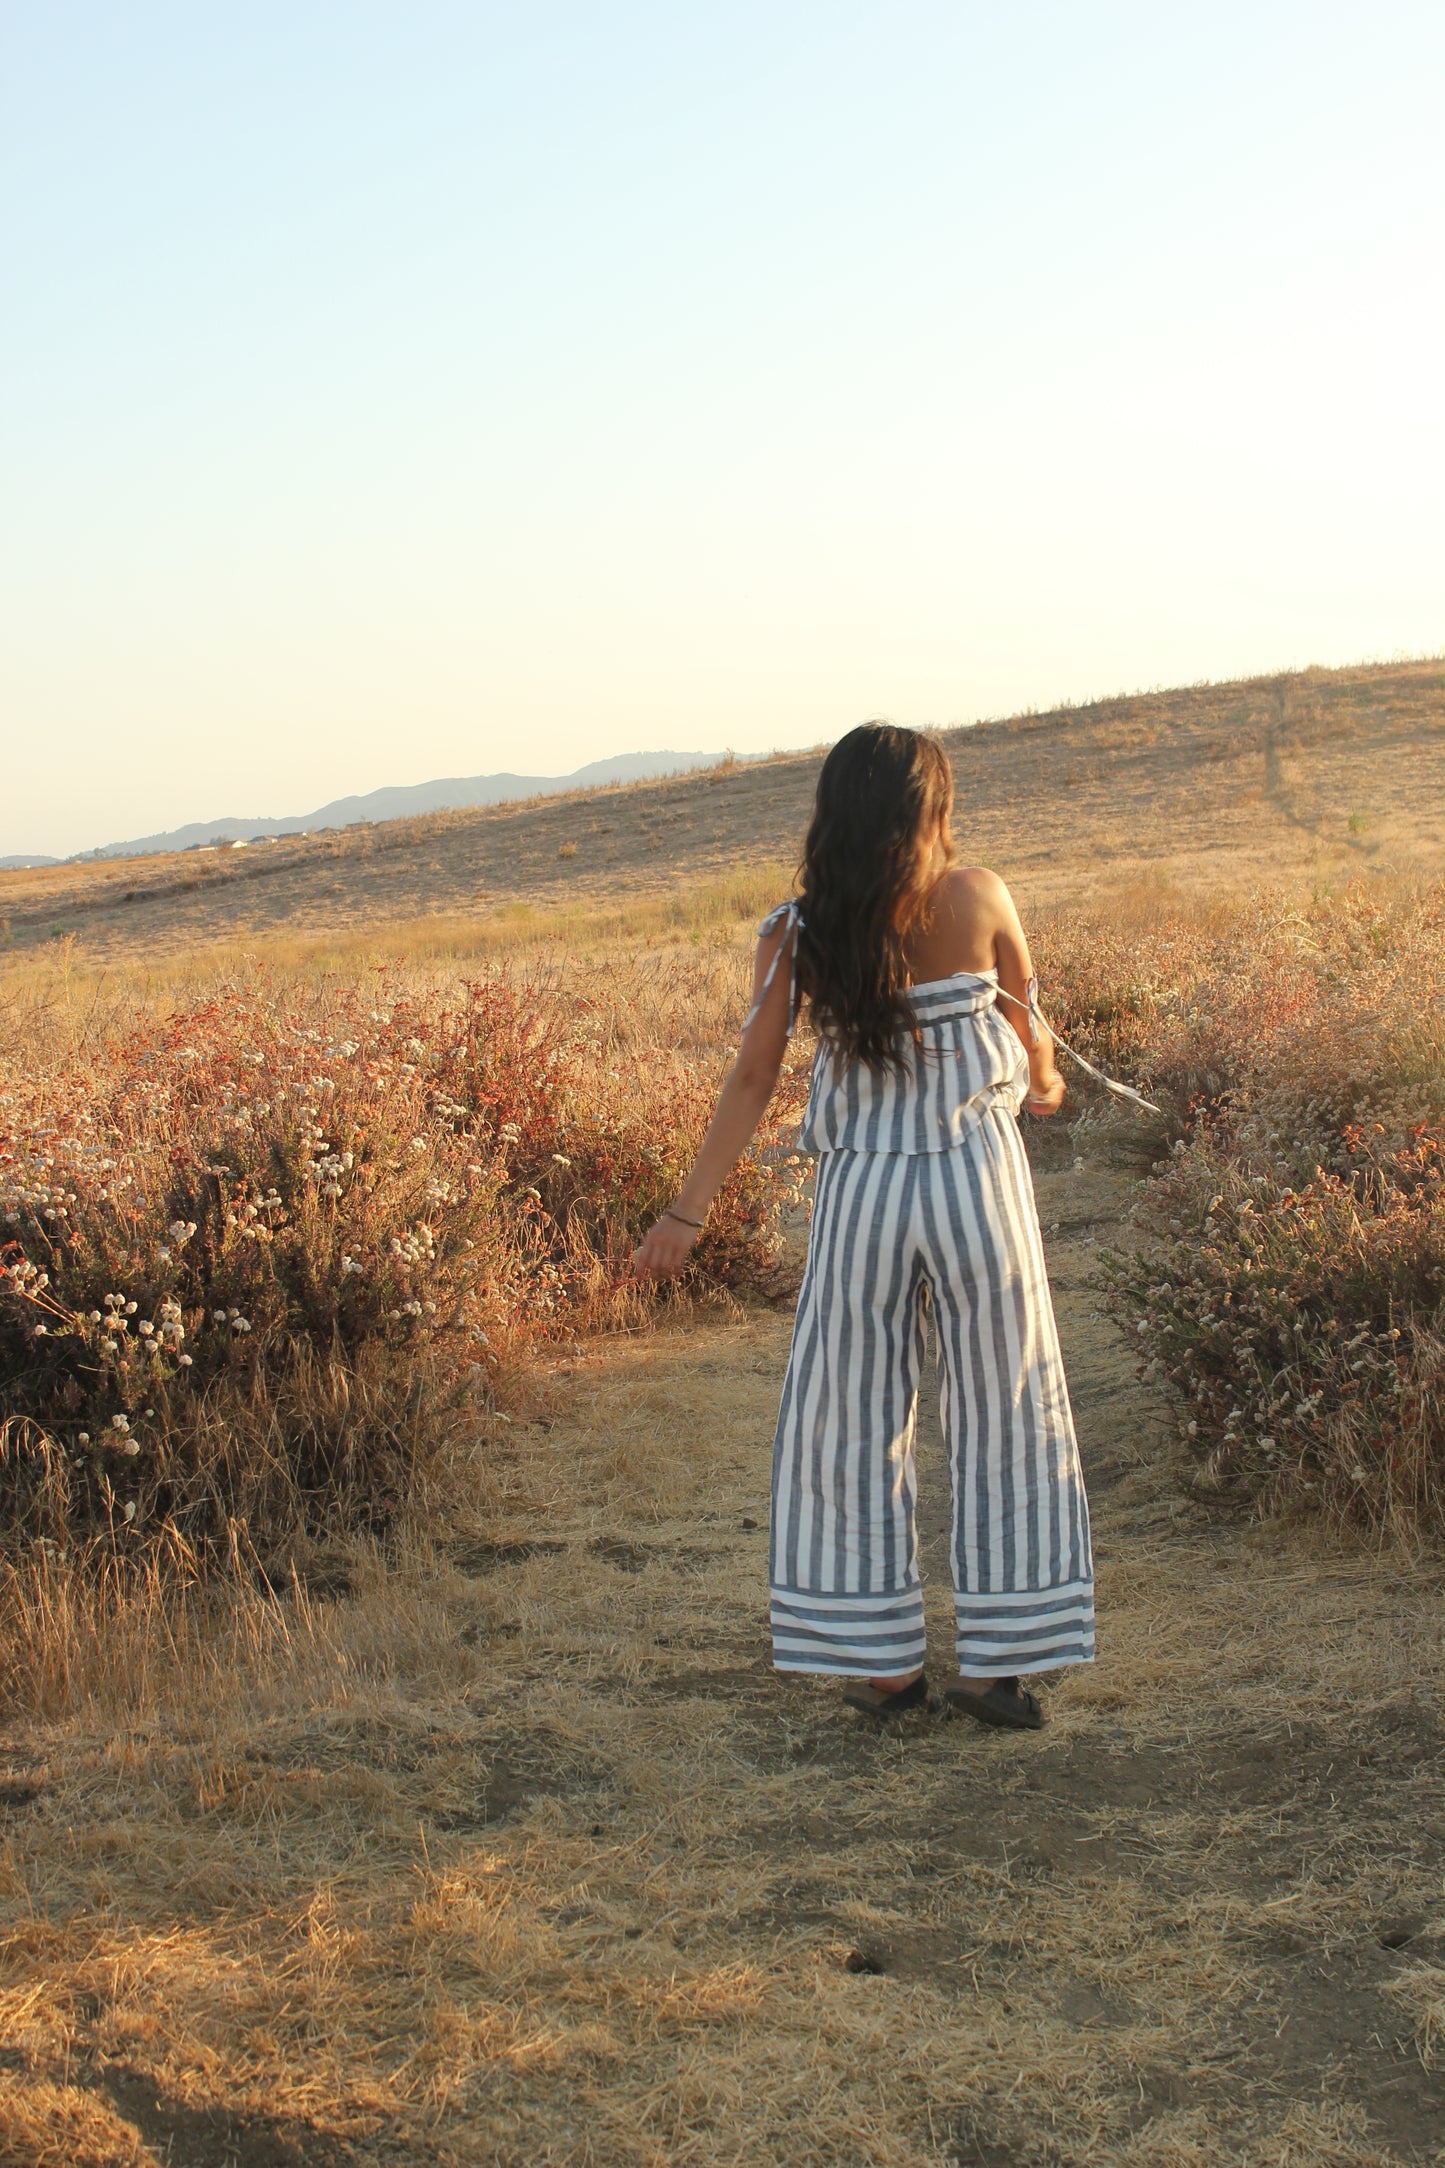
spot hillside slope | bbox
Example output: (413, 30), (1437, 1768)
(3, 659), (1441, 959)
(78, 749), (723, 860)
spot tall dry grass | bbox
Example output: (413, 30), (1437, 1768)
(0, 862), (795, 1011)
(0, 939), (810, 1601)
(1037, 878), (1445, 1536)
(5, 866), (1445, 1729)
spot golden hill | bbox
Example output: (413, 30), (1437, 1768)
(4, 656), (1442, 960)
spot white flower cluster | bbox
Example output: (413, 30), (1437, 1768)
(1, 1120), (144, 1221)
(390, 1224), (437, 1268)
(224, 1189), (286, 1239)
(110, 1413), (141, 1457)
(1, 1170), (80, 1225)
(101, 1292), (138, 1335)
(299, 1116), (354, 1200)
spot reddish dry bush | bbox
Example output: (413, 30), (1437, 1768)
(1087, 883), (1445, 1535)
(1108, 1125), (1445, 1532)
(0, 971), (807, 1563)
(1039, 885), (1445, 1153)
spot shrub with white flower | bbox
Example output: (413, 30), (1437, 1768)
(1088, 883), (1445, 1536)
(1, 968), (806, 1562)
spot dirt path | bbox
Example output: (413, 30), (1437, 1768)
(4, 1128), (1445, 2166)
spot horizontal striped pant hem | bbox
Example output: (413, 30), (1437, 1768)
(770, 1587), (927, 1676)
(771, 1580), (1095, 1678)
(955, 1579), (1095, 1675)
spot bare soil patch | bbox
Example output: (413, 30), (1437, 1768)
(3, 1118), (1442, 2164)
(4, 657), (1442, 963)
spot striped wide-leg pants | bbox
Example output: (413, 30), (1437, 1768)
(769, 1109), (1094, 1679)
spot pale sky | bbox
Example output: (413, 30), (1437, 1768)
(4, 2), (1443, 859)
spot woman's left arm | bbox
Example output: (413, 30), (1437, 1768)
(986, 872), (1066, 1116)
(630, 920), (796, 1279)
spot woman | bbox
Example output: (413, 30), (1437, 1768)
(632, 724), (1092, 1730)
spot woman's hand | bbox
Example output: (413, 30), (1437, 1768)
(631, 1211), (702, 1280)
(1025, 1068), (1066, 1118)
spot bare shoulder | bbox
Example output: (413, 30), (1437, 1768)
(931, 864), (1013, 923)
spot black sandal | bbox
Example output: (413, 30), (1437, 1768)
(943, 1676), (1043, 1731)
(842, 1672), (931, 1717)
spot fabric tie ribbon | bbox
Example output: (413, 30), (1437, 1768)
(743, 899), (804, 1039)
(996, 976), (1161, 1115)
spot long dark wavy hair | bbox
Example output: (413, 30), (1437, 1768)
(796, 723), (956, 1073)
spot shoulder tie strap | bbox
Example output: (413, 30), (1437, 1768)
(743, 900), (803, 1040)
(994, 977), (1161, 1114)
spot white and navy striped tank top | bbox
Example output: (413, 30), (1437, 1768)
(751, 901), (1029, 1157)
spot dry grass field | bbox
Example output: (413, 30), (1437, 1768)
(3, 659), (1445, 2166)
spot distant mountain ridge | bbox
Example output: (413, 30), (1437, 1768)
(1, 751), (722, 868)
